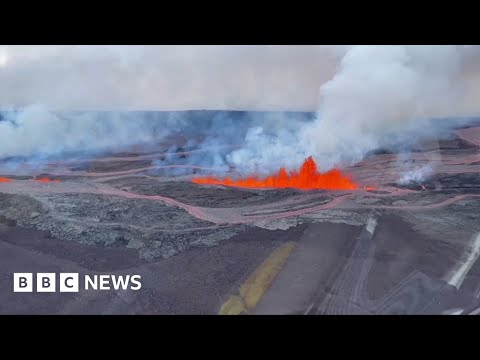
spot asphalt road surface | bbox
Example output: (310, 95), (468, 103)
(2, 212), (480, 315)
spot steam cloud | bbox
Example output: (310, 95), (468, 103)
(398, 165), (434, 185)
(1, 45), (480, 174)
(228, 45), (480, 172)
(0, 105), (183, 159)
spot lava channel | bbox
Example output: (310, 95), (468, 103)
(34, 178), (61, 183)
(192, 156), (359, 191)
(0, 177), (12, 183)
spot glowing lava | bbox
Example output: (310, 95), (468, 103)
(35, 178), (60, 183)
(0, 177), (12, 183)
(192, 156), (359, 191)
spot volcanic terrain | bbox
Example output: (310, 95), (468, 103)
(1, 120), (479, 315)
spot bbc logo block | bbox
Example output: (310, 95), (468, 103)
(13, 273), (33, 292)
(59, 273), (79, 292)
(37, 273), (56, 292)
(14, 273), (79, 293)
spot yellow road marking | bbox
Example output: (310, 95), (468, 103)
(219, 296), (247, 315)
(219, 241), (297, 315)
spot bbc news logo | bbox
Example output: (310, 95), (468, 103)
(13, 273), (142, 293)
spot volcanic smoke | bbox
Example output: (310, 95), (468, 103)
(192, 156), (358, 190)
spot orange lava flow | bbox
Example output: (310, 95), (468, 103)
(192, 156), (359, 191)
(0, 177), (12, 183)
(35, 178), (60, 183)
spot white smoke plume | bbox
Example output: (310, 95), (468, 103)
(228, 45), (480, 173)
(0, 105), (183, 159)
(398, 164), (434, 185)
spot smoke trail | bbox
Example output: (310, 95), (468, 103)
(227, 45), (480, 173)
(398, 164), (434, 185)
(148, 111), (314, 175)
(0, 104), (314, 174)
(0, 105), (184, 160)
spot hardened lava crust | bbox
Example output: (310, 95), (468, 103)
(0, 124), (479, 314)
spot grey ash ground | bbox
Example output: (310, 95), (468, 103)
(0, 125), (479, 314)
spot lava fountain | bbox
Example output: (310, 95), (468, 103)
(192, 156), (359, 190)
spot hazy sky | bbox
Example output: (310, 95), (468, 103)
(0, 45), (340, 111)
